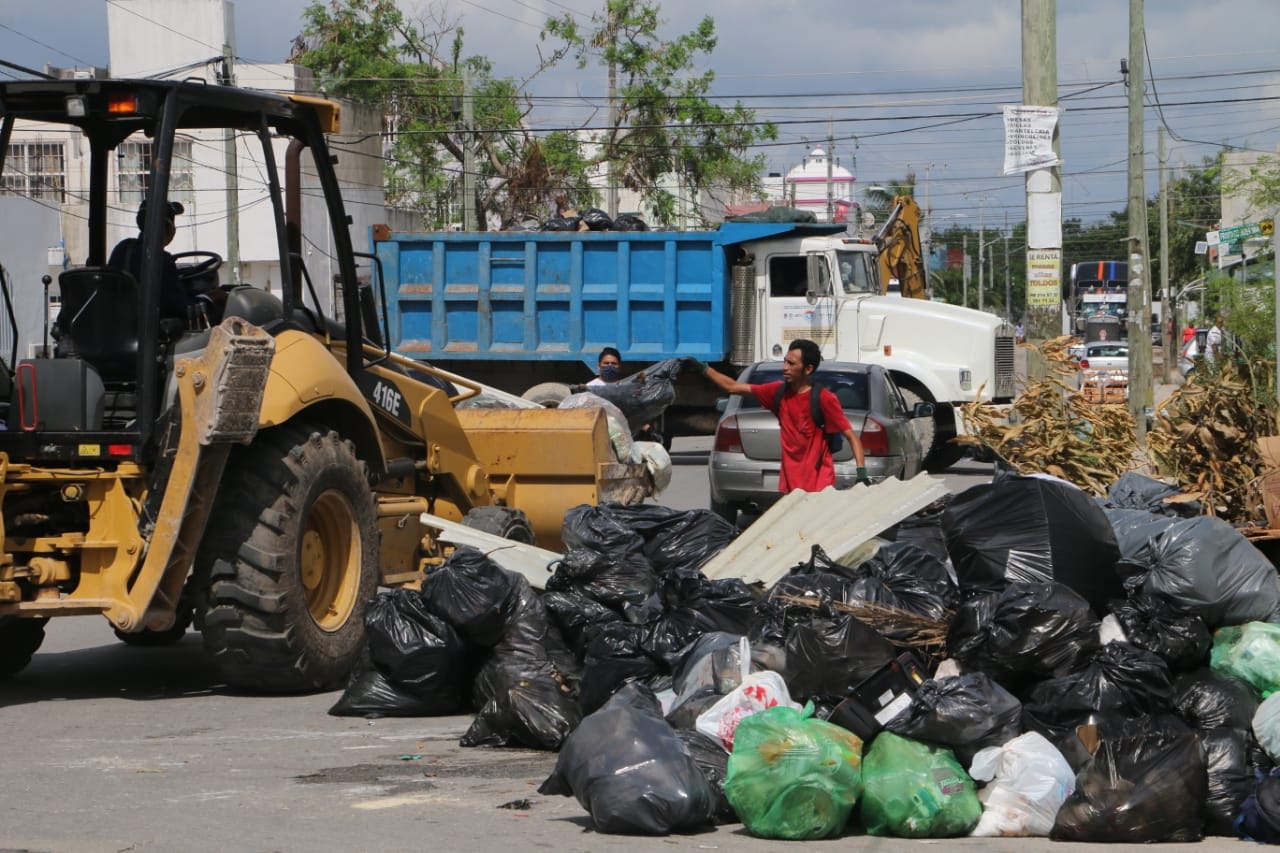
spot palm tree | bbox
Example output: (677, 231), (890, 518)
(862, 172), (917, 220)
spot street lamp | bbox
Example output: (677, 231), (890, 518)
(967, 194), (996, 312)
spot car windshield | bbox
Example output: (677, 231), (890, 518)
(1087, 344), (1127, 358)
(738, 370), (869, 410)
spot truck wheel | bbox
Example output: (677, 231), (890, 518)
(114, 603), (194, 647)
(462, 506), (536, 544)
(521, 382), (573, 408)
(0, 616), (47, 678)
(196, 425), (379, 693)
(899, 388), (965, 473)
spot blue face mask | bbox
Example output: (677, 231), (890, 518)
(600, 364), (621, 382)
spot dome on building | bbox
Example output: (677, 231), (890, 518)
(784, 146), (856, 223)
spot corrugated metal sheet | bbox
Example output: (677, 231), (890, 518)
(423, 513), (561, 590)
(699, 475), (950, 587)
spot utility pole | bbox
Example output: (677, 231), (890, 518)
(462, 70), (476, 231)
(978, 197), (987, 312)
(1021, 0), (1062, 367)
(1005, 212), (1012, 319)
(605, 4), (619, 219)
(825, 126), (835, 223)
(962, 234), (970, 307)
(221, 43), (239, 284)
(1160, 127), (1173, 382)
(1127, 0), (1152, 440)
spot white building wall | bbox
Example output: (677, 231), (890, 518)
(107, 0), (234, 79)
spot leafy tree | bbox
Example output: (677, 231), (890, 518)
(542, 0), (776, 225)
(294, 0), (590, 228)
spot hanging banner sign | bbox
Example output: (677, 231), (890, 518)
(1003, 105), (1062, 175)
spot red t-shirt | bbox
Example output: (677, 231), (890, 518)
(752, 381), (853, 493)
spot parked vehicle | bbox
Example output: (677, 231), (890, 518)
(1077, 341), (1130, 403)
(371, 218), (1017, 471)
(707, 361), (932, 523)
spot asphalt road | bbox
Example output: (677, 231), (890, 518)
(0, 440), (1238, 852)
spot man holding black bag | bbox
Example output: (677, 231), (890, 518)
(687, 338), (868, 493)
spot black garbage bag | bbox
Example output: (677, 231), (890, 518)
(462, 650), (581, 750)
(847, 541), (958, 622)
(361, 588), (471, 709)
(884, 672), (1022, 768)
(1203, 726), (1266, 836)
(541, 589), (622, 656)
(538, 682), (715, 835)
(498, 574), (581, 688)
(1022, 642), (1174, 743)
(583, 358), (683, 435)
(1126, 514), (1280, 628)
(947, 582), (1100, 682)
(578, 621), (664, 713)
(1103, 506), (1182, 585)
(329, 647), (459, 718)
(612, 212), (648, 231)
(1051, 725), (1206, 842)
(1109, 592), (1212, 672)
(635, 602), (712, 668)
(1172, 668), (1261, 730)
(599, 503), (738, 573)
(1238, 767), (1280, 843)
(1105, 471), (1202, 516)
(541, 215), (581, 231)
(580, 207), (613, 230)
(675, 729), (736, 823)
(660, 569), (758, 636)
(419, 546), (521, 647)
(784, 612), (897, 702)
(880, 496), (952, 563)
(546, 545), (658, 609)
(942, 474), (1123, 615)
(562, 503), (647, 554)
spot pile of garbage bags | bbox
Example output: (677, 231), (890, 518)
(332, 470), (1280, 841)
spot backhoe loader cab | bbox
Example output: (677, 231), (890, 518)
(0, 79), (649, 690)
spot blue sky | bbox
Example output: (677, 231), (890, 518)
(3, 0), (1278, 229)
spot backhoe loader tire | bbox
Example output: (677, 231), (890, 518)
(0, 616), (47, 678)
(197, 425), (379, 693)
(521, 382), (572, 408)
(462, 506), (536, 544)
(114, 603), (194, 647)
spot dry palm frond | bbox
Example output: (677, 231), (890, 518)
(959, 336), (1139, 496)
(773, 593), (950, 656)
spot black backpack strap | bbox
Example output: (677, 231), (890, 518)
(810, 381), (827, 433)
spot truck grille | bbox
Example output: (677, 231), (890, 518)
(994, 334), (1017, 400)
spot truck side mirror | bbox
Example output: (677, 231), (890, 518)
(912, 401), (935, 419)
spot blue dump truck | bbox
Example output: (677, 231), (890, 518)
(370, 220), (1017, 471)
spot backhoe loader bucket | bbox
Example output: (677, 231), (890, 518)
(455, 407), (652, 551)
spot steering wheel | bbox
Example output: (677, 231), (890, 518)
(172, 250), (224, 291)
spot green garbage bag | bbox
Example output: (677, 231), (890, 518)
(723, 703), (863, 839)
(860, 731), (982, 837)
(1211, 621), (1280, 698)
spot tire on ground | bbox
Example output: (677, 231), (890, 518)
(0, 616), (47, 678)
(521, 382), (573, 408)
(462, 505), (536, 544)
(195, 424), (379, 693)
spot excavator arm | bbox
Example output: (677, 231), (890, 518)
(874, 195), (928, 300)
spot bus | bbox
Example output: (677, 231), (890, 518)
(1066, 260), (1129, 338)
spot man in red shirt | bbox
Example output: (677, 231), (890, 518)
(690, 339), (869, 492)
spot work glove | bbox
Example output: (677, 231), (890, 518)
(856, 466), (871, 485)
(683, 357), (710, 375)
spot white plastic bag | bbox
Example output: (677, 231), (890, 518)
(969, 731), (1076, 837)
(632, 440), (672, 492)
(1253, 691), (1280, 763)
(694, 670), (799, 752)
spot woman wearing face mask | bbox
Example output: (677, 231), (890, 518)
(587, 347), (623, 387)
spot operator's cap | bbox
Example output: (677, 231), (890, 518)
(136, 200), (184, 229)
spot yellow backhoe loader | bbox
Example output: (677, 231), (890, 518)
(0, 79), (651, 691)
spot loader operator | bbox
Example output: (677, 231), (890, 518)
(109, 201), (224, 327)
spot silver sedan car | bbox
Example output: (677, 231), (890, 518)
(708, 361), (932, 523)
